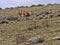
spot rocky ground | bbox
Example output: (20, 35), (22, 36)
(0, 4), (60, 45)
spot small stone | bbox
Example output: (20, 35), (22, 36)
(52, 36), (60, 40)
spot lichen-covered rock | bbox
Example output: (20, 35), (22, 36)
(52, 36), (60, 40)
(0, 20), (9, 24)
(0, 15), (20, 21)
(35, 15), (43, 19)
(0, 16), (6, 20)
(5, 16), (20, 21)
(36, 11), (52, 16)
(20, 17), (31, 21)
(28, 36), (45, 44)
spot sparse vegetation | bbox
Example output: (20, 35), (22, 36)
(30, 5), (37, 7)
(37, 4), (44, 6)
(0, 4), (60, 45)
(0, 8), (2, 10)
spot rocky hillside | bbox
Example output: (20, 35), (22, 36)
(0, 4), (60, 45)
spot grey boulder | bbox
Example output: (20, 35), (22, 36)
(28, 36), (45, 44)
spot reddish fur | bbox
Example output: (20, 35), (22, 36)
(18, 10), (30, 17)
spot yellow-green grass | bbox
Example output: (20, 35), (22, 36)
(0, 4), (60, 45)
